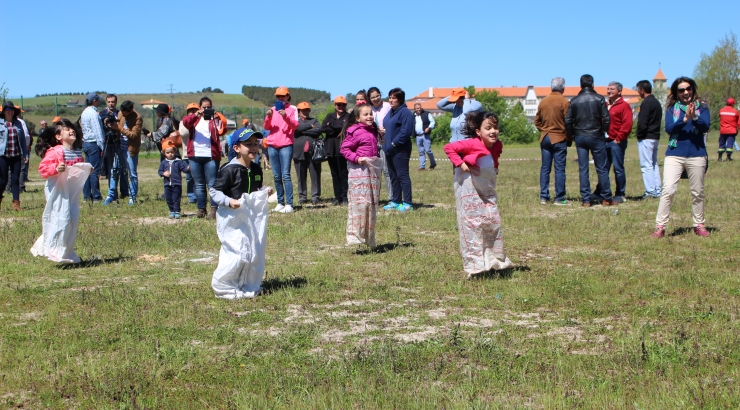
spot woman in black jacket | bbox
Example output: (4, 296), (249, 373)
(321, 96), (350, 205)
(292, 102), (322, 205)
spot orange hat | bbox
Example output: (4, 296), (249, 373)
(297, 102), (311, 110)
(163, 140), (176, 149)
(186, 102), (199, 111)
(242, 118), (250, 125)
(448, 88), (467, 103)
(334, 96), (347, 104)
(52, 116), (61, 123)
(274, 86), (290, 96)
(15, 106), (24, 113)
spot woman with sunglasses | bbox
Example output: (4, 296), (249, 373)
(0, 102), (29, 211)
(652, 77), (711, 238)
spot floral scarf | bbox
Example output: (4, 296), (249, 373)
(668, 100), (702, 149)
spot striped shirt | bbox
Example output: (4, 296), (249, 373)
(3, 121), (20, 157)
(63, 148), (84, 165)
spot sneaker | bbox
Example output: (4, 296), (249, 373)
(174, 212), (181, 219)
(540, 199), (548, 205)
(102, 197), (116, 206)
(613, 196), (626, 203)
(553, 200), (569, 206)
(299, 198), (308, 205)
(651, 225), (666, 238)
(331, 199), (340, 206)
(311, 198), (319, 205)
(273, 204), (285, 213)
(383, 201), (399, 210)
(207, 207), (217, 220)
(128, 197), (135, 206)
(169, 212), (175, 219)
(430, 164), (436, 170)
(694, 224), (710, 237)
(279, 205), (294, 213)
(397, 203), (413, 212)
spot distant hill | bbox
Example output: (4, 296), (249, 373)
(242, 86), (331, 106)
(16, 93), (267, 111)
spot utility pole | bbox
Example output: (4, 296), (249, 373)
(167, 84), (175, 107)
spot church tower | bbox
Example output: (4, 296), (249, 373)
(653, 68), (667, 107)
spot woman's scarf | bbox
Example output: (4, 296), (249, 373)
(669, 99), (702, 148)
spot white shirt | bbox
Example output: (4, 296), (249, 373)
(193, 119), (212, 157)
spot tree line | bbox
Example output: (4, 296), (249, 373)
(242, 86), (330, 105)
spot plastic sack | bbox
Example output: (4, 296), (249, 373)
(346, 157), (382, 247)
(454, 167), (513, 276)
(211, 189), (269, 299)
(31, 163), (93, 264)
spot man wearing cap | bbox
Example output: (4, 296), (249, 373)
(718, 97), (739, 161)
(437, 88), (482, 144)
(80, 92), (106, 202)
(413, 103), (437, 171)
(636, 80), (663, 198)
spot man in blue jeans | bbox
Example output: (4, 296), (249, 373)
(413, 103), (436, 171)
(565, 75), (614, 207)
(535, 77), (570, 205)
(594, 81), (633, 203)
(80, 92), (105, 202)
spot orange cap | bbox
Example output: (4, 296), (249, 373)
(242, 118), (250, 125)
(15, 106), (24, 113)
(297, 102), (311, 110)
(334, 96), (347, 104)
(448, 88), (467, 103)
(52, 116), (62, 123)
(274, 86), (290, 96)
(163, 140), (176, 149)
(186, 102), (199, 111)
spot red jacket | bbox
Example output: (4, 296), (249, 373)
(719, 106), (740, 134)
(182, 114), (223, 161)
(443, 137), (502, 168)
(38, 145), (84, 178)
(606, 97), (633, 143)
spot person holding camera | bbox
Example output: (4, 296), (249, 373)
(100, 94), (131, 205)
(264, 86), (298, 213)
(80, 92), (106, 202)
(181, 97), (224, 219)
(118, 101), (143, 205)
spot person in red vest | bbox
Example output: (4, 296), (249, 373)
(718, 98), (739, 161)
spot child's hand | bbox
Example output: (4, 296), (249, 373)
(358, 157), (368, 164)
(163, 171), (171, 177)
(56, 162), (66, 173)
(460, 163), (480, 176)
(267, 186), (274, 195)
(229, 199), (240, 209)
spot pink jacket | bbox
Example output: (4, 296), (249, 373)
(264, 104), (298, 148)
(38, 145), (84, 179)
(340, 123), (379, 164)
(444, 137), (502, 168)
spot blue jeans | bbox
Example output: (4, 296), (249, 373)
(184, 161), (196, 202)
(106, 144), (130, 200)
(268, 145), (294, 206)
(126, 152), (138, 199)
(83, 142), (103, 201)
(601, 139), (627, 197)
(539, 134), (567, 201)
(416, 134), (436, 169)
(385, 147), (412, 204)
(189, 157), (219, 209)
(638, 139), (661, 196)
(575, 136), (612, 203)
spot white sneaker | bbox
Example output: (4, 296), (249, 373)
(273, 204), (285, 212)
(279, 205), (294, 213)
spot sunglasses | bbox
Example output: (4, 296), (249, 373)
(678, 86), (693, 93)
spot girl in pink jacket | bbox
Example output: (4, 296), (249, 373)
(340, 104), (382, 247)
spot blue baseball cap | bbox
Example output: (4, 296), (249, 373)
(86, 92), (100, 102)
(229, 127), (263, 147)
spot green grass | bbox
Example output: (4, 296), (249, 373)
(1, 134), (739, 408)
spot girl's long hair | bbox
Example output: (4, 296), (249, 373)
(463, 111), (499, 138)
(35, 119), (82, 158)
(339, 104), (376, 142)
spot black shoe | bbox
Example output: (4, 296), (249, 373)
(331, 199), (340, 206)
(299, 198), (308, 204)
(311, 199), (319, 205)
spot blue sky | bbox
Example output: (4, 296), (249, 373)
(3, 0), (738, 99)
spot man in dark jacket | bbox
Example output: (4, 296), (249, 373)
(635, 80), (662, 198)
(565, 74), (613, 207)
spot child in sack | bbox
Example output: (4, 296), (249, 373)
(339, 104), (382, 247)
(158, 140), (190, 219)
(443, 111), (513, 278)
(210, 128), (273, 299)
(31, 119), (93, 263)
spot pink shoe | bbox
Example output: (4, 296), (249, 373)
(694, 224), (710, 237)
(651, 225), (666, 238)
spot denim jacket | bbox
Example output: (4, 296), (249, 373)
(0, 119), (29, 159)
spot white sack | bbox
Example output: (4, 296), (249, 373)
(31, 163), (93, 264)
(454, 167), (513, 276)
(211, 189), (269, 299)
(346, 157), (382, 247)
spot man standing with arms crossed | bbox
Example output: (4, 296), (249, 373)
(413, 103), (436, 171)
(635, 80), (662, 198)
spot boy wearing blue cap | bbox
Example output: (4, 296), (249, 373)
(210, 128), (267, 208)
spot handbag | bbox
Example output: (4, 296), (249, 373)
(161, 118), (183, 148)
(311, 139), (327, 163)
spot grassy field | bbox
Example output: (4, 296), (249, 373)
(1, 135), (739, 408)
